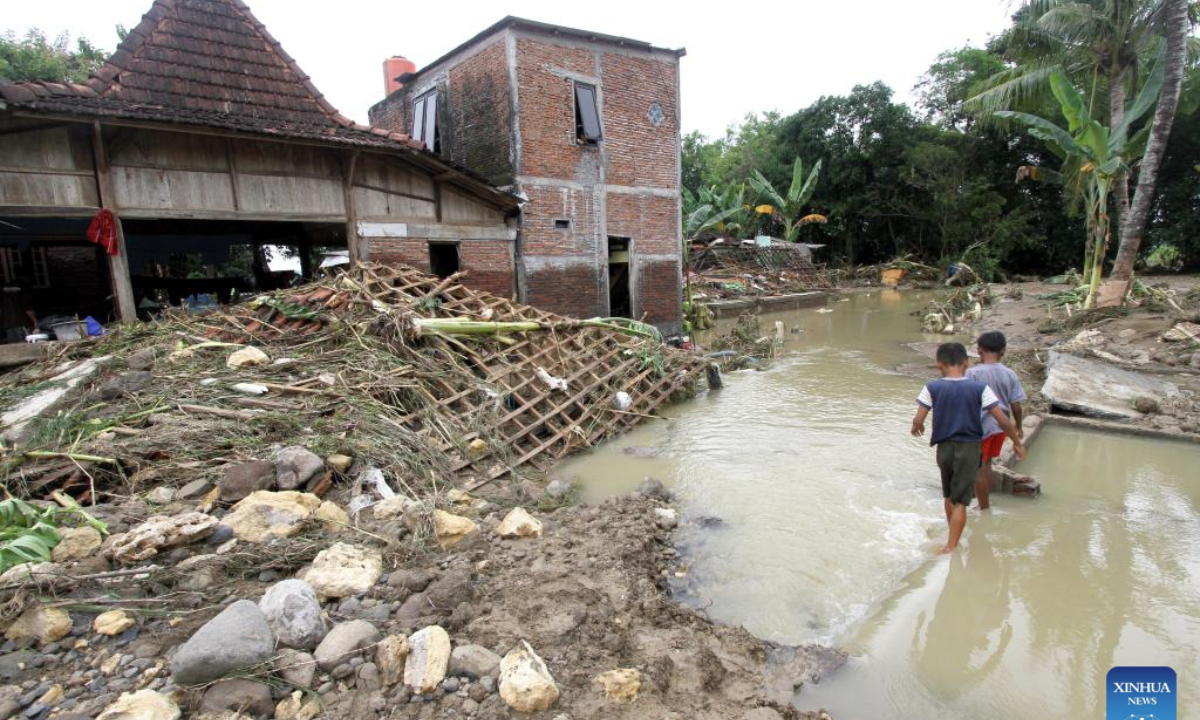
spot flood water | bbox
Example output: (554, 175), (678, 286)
(553, 290), (1200, 720)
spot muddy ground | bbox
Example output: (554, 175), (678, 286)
(0, 477), (841, 720)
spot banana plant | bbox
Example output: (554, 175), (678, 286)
(997, 53), (1163, 308)
(748, 158), (826, 243)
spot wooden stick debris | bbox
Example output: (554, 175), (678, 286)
(178, 404), (257, 421)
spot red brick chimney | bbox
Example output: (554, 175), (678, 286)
(383, 56), (418, 96)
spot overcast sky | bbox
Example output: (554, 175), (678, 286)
(7, 0), (1015, 138)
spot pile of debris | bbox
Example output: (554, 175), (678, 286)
(916, 284), (993, 334)
(705, 315), (778, 371)
(1, 263), (706, 506)
(689, 244), (832, 301)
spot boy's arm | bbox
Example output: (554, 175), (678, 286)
(1011, 401), (1024, 439)
(988, 405), (1026, 460)
(911, 406), (930, 437)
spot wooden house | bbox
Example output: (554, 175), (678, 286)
(0, 0), (519, 325)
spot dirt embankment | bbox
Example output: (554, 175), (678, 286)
(0, 484), (840, 720)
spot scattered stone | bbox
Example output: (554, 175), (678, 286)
(387, 569), (436, 593)
(357, 662), (381, 691)
(219, 461), (276, 502)
(446, 489), (474, 506)
(223, 491), (321, 543)
(0, 700), (18, 720)
(94, 690), (180, 720)
(275, 691), (321, 720)
(93, 612), (135, 637)
(371, 496), (416, 521)
(594, 668), (641, 700)
(0, 562), (58, 587)
(1118, 328), (1138, 339)
(544, 479), (573, 499)
(144, 487), (175, 505)
(175, 479), (212, 501)
(169, 601), (273, 685)
(104, 513), (219, 563)
(305, 543), (383, 599)
(432, 510), (478, 548)
(465, 439), (489, 460)
(495, 508), (543, 539)
(403, 626), (450, 694)
(637, 477), (671, 501)
(314, 501), (349, 531)
(277, 649), (316, 689)
(199, 679), (273, 718)
(259, 580), (326, 650)
(51, 527), (103, 563)
(425, 569), (476, 608)
(37, 685), (63, 707)
(5, 608), (71, 646)
(499, 641), (559, 712)
(176, 567), (218, 593)
(274, 446), (324, 490)
(314, 621), (381, 672)
(126, 348), (158, 372)
(375, 635), (409, 687)
(226, 346), (269, 369)
(1132, 396), (1161, 414)
(326, 454), (353, 474)
(742, 709), (785, 720)
(448, 645), (501, 680)
(654, 507), (679, 530)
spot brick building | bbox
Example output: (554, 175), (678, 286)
(369, 18), (686, 333)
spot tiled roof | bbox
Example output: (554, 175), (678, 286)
(0, 0), (417, 151)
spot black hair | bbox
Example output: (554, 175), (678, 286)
(977, 331), (1007, 354)
(936, 342), (969, 366)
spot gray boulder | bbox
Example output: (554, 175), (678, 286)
(1041, 351), (1181, 419)
(200, 679), (273, 717)
(170, 600), (274, 685)
(544, 479), (573, 499)
(637, 477), (671, 501)
(275, 446), (324, 490)
(259, 579), (326, 650)
(448, 644), (502, 679)
(314, 620), (381, 672)
(277, 649), (317, 688)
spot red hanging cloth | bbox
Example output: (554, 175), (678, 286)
(87, 209), (119, 256)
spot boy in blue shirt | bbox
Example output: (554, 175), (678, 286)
(911, 342), (1025, 553)
(966, 331), (1028, 511)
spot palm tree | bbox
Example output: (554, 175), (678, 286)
(747, 158), (826, 243)
(1112, 0), (1193, 280)
(999, 60), (1164, 307)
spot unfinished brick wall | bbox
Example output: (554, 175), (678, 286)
(369, 39), (513, 188)
(599, 53), (679, 189)
(365, 238), (513, 298)
(515, 39), (597, 181)
(635, 258), (682, 327)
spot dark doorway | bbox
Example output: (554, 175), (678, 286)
(607, 236), (631, 318)
(429, 242), (460, 279)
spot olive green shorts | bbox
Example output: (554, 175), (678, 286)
(937, 441), (981, 506)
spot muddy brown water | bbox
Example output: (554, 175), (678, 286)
(554, 290), (1200, 720)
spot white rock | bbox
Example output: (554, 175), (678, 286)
(403, 626), (451, 694)
(654, 507), (679, 530)
(305, 543), (382, 599)
(495, 507), (543, 539)
(372, 496), (416, 520)
(259, 580), (326, 650)
(231, 383), (269, 395)
(275, 691), (321, 720)
(226, 346), (269, 369)
(223, 491), (321, 543)
(95, 690), (180, 720)
(94, 610), (136, 636)
(594, 668), (641, 700)
(499, 641), (559, 712)
(51, 527), (103, 562)
(274, 446), (325, 490)
(144, 487), (176, 505)
(375, 635), (410, 687)
(104, 512), (219, 563)
(4, 606), (71, 645)
(433, 510), (478, 548)
(314, 501), (349, 530)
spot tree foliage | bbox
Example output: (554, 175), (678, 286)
(0, 29), (108, 84)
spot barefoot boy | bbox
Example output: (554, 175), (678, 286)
(966, 331), (1027, 510)
(911, 342), (1025, 553)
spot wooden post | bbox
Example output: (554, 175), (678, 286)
(343, 152), (361, 263)
(90, 121), (137, 323)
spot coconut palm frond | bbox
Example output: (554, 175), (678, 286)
(965, 62), (1063, 115)
(1037, 3), (1113, 42)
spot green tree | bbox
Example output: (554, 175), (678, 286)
(0, 29), (108, 83)
(915, 45), (1008, 129)
(748, 158), (825, 243)
(998, 60), (1164, 306)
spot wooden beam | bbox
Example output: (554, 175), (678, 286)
(0, 165), (94, 178)
(225, 137), (242, 212)
(0, 205), (99, 218)
(343, 151), (361, 263)
(0, 121), (69, 137)
(90, 121), (137, 324)
(350, 180), (436, 203)
(115, 208), (347, 223)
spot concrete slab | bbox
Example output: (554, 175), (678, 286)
(1041, 351), (1181, 419)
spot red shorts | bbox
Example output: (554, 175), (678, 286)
(981, 432), (1007, 461)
